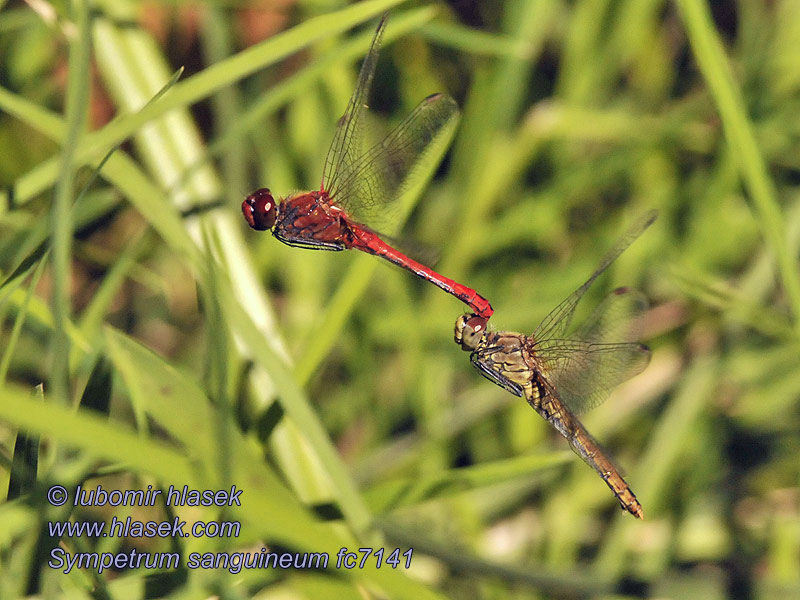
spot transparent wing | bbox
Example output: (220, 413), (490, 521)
(533, 210), (657, 343)
(321, 14), (387, 196)
(533, 287), (651, 414)
(327, 93), (459, 227)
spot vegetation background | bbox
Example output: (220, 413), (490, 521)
(1, 0), (798, 598)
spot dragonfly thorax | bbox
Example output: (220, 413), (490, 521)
(454, 314), (489, 351)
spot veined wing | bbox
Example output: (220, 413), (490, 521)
(533, 210), (657, 343)
(328, 93), (459, 228)
(532, 287), (651, 414)
(322, 14), (387, 196)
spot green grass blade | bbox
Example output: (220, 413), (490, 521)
(76, 355), (112, 415)
(0, 5), (424, 211)
(71, 67), (184, 206)
(366, 451), (571, 513)
(677, 0), (800, 332)
(50, 0), (90, 407)
(218, 275), (375, 540)
(76, 229), (151, 342)
(0, 88), (201, 266)
(0, 191), (118, 289)
(382, 520), (616, 596)
(0, 253), (48, 384)
(87, 0), (407, 147)
(104, 326), (218, 454)
(170, 6), (438, 195)
(419, 21), (534, 58)
(594, 355), (719, 576)
(0, 383), (199, 484)
(0, 286), (91, 354)
(6, 386), (43, 501)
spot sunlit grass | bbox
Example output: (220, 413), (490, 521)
(1, 1), (799, 598)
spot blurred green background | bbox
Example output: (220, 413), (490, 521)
(1, 0), (799, 598)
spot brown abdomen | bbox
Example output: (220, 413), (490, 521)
(529, 381), (644, 519)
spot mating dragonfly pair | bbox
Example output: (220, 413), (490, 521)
(242, 15), (653, 519)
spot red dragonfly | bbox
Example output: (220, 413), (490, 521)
(455, 211), (657, 518)
(242, 14), (493, 320)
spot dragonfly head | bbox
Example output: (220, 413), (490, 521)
(242, 188), (277, 231)
(454, 314), (488, 351)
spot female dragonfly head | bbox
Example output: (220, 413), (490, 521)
(454, 314), (488, 351)
(242, 188), (277, 231)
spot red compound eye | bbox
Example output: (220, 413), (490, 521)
(242, 188), (276, 231)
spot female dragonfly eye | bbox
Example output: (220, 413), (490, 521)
(455, 314), (488, 350)
(466, 315), (488, 333)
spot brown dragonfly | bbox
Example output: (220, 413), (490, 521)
(454, 211), (656, 518)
